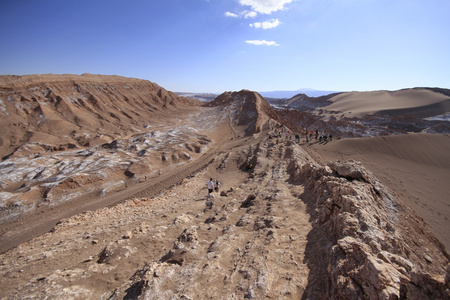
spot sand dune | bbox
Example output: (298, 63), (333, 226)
(308, 133), (450, 251)
(325, 89), (450, 117)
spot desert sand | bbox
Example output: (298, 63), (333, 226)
(325, 89), (450, 117)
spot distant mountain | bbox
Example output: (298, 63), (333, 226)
(259, 89), (341, 99)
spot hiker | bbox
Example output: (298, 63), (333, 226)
(214, 180), (220, 192)
(295, 134), (300, 143)
(206, 178), (214, 195)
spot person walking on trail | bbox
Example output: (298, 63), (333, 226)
(214, 180), (220, 192)
(207, 178), (214, 196)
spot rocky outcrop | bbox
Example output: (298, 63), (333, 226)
(206, 90), (279, 135)
(289, 158), (449, 299)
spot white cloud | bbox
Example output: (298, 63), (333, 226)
(238, 0), (293, 14)
(244, 11), (258, 18)
(225, 12), (239, 18)
(250, 18), (280, 29)
(245, 40), (280, 46)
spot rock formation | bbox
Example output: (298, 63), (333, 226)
(206, 89), (279, 135)
(289, 159), (449, 299)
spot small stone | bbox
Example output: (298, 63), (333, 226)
(122, 231), (133, 239)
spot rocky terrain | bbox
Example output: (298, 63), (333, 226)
(0, 75), (449, 299)
(0, 74), (211, 223)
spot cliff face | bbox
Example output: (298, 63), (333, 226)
(0, 74), (199, 159)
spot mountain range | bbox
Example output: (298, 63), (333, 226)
(259, 88), (342, 98)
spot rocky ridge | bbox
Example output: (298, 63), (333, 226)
(205, 90), (279, 136)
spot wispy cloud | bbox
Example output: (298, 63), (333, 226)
(238, 0), (293, 14)
(250, 19), (280, 29)
(245, 40), (280, 46)
(225, 11), (239, 18)
(244, 11), (258, 18)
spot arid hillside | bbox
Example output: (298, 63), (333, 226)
(0, 74), (210, 224)
(0, 74), (200, 159)
(0, 76), (449, 299)
(205, 89), (279, 135)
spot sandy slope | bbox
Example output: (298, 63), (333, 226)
(325, 89), (450, 117)
(308, 133), (450, 251)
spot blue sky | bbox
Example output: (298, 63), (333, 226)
(1, 0), (449, 93)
